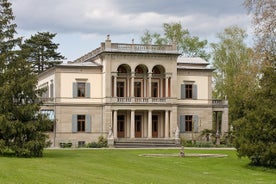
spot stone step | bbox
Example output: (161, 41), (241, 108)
(114, 139), (179, 148)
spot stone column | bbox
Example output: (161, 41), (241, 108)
(114, 75), (117, 97)
(113, 110), (117, 139)
(148, 110), (152, 138)
(131, 73), (134, 98)
(165, 76), (169, 98)
(130, 110), (135, 138)
(148, 73), (152, 98)
(165, 110), (169, 138)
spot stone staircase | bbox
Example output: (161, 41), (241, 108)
(114, 138), (179, 148)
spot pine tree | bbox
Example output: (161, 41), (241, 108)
(0, 0), (52, 157)
(21, 32), (65, 74)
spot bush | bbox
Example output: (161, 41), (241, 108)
(86, 136), (108, 148)
(0, 139), (5, 154)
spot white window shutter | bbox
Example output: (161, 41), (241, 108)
(180, 115), (185, 133)
(85, 114), (91, 133)
(193, 115), (199, 133)
(181, 84), (186, 99)
(85, 83), (90, 98)
(72, 114), (77, 133)
(192, 84), (197, 100)
(72, 82), (77, 98)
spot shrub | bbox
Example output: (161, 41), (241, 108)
(86, 136), (108, 148)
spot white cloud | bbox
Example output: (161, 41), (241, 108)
(9, 0), (252, 61)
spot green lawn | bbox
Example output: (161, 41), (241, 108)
(0, 148), (275, 184)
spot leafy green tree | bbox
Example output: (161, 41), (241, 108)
(233, 0), (276, 167)
(234, 66), (276, 167)
(21, 32), (65, 74)
(141, 22), (210, 60)
(211, 26), (257, 124)
(0, 0), (52, 157)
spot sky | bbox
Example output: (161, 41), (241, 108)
(10, 0), (252, 62)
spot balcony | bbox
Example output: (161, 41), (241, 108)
(74, 39), (178, 63)
(212, 99), (228, 109)
(112, 97), (169, 104)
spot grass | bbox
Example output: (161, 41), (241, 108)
(0, 148), (275, 184)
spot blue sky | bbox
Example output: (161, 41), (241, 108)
(10, 0), (252, 62)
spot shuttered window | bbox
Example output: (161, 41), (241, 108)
(73, 82), (90, 98)
(179, 115), (199, 133)
(180, 84), (197, 99)
(72, 114), (91, 133)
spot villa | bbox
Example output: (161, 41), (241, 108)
(38, 35), (228, 147)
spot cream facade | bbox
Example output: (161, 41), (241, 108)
(38, 36), (228, 147)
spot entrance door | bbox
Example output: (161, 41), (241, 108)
(117, 115), (125, 138)
(135, 115), (142, 138)
(152, 115), (158, 138)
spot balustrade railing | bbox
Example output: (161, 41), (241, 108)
(74, 42), (178, 63)
(113, 97), (168, 104)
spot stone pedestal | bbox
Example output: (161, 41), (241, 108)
(108, 138), (114, 147)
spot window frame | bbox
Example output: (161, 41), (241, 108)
(77, 115), (86, 132)
(77, 82), (86, 97)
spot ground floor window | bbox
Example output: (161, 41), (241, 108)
(185, 115), (193, 132)
(77, 115), (86, 132)
(72, 114), (91, 133)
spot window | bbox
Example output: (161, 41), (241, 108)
(152, 82), (158, 97)
(180, 84), (197, 99)
(77, 83), (85, 97)
(134, 82), (141, 97)
(180, 115), (199, 133)
(72, 114), (91, 133)
(40, 109), (55, 120)
(185, 115), (193, 131)
(185, 84), (193, 99)
(77, 115), (85, 132)
(73, 82), (90, 98)
(117, 82), (125, 97)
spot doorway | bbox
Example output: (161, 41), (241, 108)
(135, 115), (142, 137)
(117, 115), (125, 138)
(152, 115), (158, 138)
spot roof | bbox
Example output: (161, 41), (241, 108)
(59, 61), (102, 67)
(177, 57), (209, 65)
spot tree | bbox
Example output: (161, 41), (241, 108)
(0, 0), (52, 157)
(211, 26), (257, 124)
(234, 66), (276, 167)
(244, 0), (276, 64)
(141, 23), (210, 61)
(20, 32), (65, 74)
(233, 0), (276, 167)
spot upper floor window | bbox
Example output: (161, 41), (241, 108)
(134, 82), (142, 97)
(73, 82), (90, 98)
(117, 81), (125, 97)
(180, 83), (197, 99)
(152, 82), (158, 97)
(77, 83), (85, 97)
(185, 84), (193, 99)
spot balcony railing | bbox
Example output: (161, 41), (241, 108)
(74, 41), (178, 63)
(113, 97), (168, 104)
(212, 99), (228, 105)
